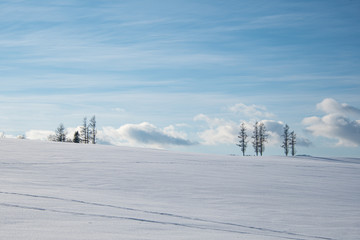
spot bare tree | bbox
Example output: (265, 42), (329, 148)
(48, 134), (56, 142)
(237, 123), (248, 156)
(281, 124), (290, 156)
(80, 117), (89, 144)
(289, 131), (296, 156)
(252, 121), (259, 156)
(258, 122), (268, 156)
(89, 115), (97, 144)
(55, 123), (66, 142)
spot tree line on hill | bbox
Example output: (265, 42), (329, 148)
(49, 115), (97, 144)
(237, 122), (296, 156)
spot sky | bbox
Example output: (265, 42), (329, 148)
(0, 0), (359, 157)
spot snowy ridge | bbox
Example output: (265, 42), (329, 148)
(1, 139), (359, 240)
(296, 155), (360, 164)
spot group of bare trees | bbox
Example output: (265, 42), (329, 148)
(281, 124), (296, 156)
(237, 122), (296, 156)
(237, 121), (268, 156)
(79, 116), (97, 144)
(51, 115), (97, 144)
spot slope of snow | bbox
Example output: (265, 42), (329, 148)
(1, 138), (359, 240)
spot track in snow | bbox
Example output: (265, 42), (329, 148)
(0, 191), (335, 240)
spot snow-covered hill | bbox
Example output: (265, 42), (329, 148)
(1, 139), (359, 240)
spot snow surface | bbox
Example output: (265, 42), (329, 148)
(1, 138), (359, 240)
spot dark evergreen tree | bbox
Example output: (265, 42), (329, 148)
(289, 131), (297, 156)
(55, 123), (66, 142)
(281, 124), (290, 156)
(258, 122), (268, 156)
(73, 131), (80, 143)
(89, 115), (97, 144)
(237, 123), (248, 156)
(252, 121), (259, 156)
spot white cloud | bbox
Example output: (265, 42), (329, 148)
(296, 137), (312, 147)
(194, 114), (238, 145)
(261, 120), (284, 135)
(194, 114), (283, 146)
(229, 103), (275, 119)
(260, 120), (284, 147)
(316, 98), (360, 117)
(97, 122), (197, 148)
(0, 132), (18, 139)
(194, 114), (233, 128)
(195, 114), (312, 149)
(303, 98), (360, 147)
(65, 127), (82, 139)
(260, 120), (312, 147)
(26, 127), (84, 142)
(26, 130), (54, 141)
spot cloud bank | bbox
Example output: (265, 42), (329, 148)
(26, 122), (197, 149)
(23, 101), (317, 152)
(26, 130), (54, 141)
(303, 98), (360, 147)
(193, 102), (278, 146)
(195, 102), (312, 149)
(98, 122), (197, 148)
(194, 114), (288, 147)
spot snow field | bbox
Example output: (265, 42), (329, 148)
(1, 139), (359, 239)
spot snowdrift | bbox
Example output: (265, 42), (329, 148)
(1, 139), (359, 240)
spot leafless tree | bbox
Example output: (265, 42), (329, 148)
(80, 117), (89, 144)
(289, 131), (296, 156)
(281, 124), (290, 156)
(258, 122), (268, 156)
(252, 121), (259, 156)
(55, 123), (66, 142)
(237, 123), (248, 156)
(89, 115), (97, 144)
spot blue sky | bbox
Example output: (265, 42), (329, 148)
(1, 0), (359, 157)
